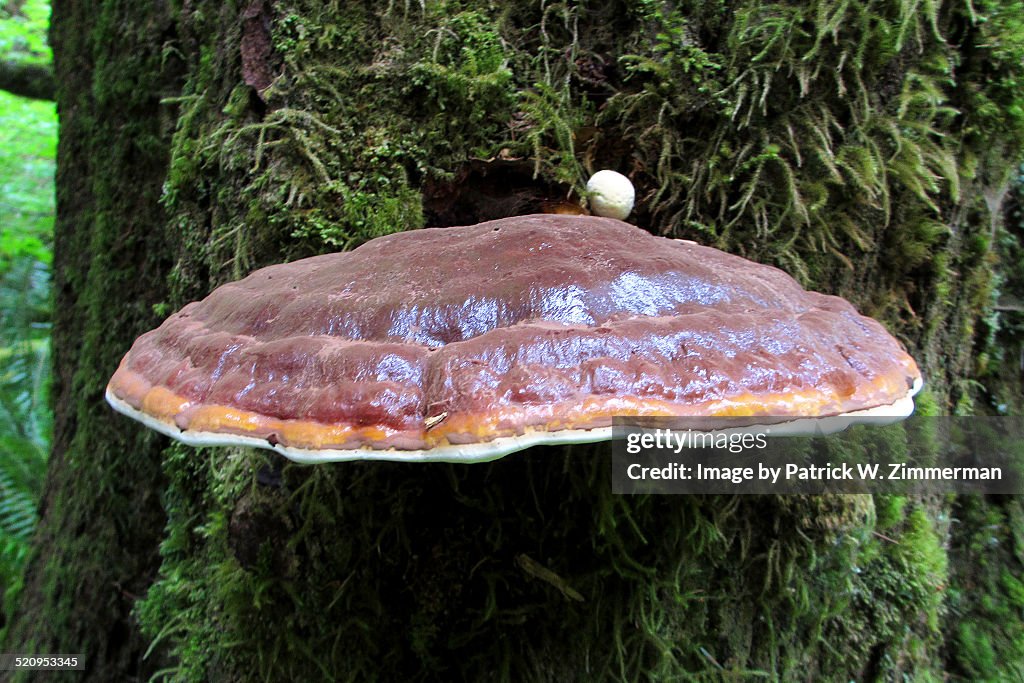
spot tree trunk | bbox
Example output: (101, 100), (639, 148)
(7, 1), (1024, 680)
(3, 1), (180, 680)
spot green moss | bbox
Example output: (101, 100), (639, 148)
(132, 0), (1024, 677)
(945, 496), (1024, 680)
(875, 495), (908, 531)
(972, 162), (1024, 415)
(138, 422), (959, 680)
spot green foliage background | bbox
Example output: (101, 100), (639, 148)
(0, 0), (50, 72)
(0, 0), (54, 639)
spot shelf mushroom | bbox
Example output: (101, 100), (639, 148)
(106, 214), (922, 463)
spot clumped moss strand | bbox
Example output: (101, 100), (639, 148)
(109, 0), (1024, 681)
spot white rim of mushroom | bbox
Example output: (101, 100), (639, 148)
(106, 377), (923, 464)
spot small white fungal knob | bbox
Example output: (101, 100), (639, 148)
(586, 170), (635, 220)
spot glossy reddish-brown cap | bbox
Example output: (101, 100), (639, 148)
(106, 214), (922, 462)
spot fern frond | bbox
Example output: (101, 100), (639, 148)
(0, 467), (39, 541)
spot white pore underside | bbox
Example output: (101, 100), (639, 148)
(106, 377), (923, 464)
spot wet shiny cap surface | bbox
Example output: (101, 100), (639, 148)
(106, 214), (922, 463)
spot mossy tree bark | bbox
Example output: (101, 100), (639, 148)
(6, 0), (1024, 680)
(2, 1), (181, 680)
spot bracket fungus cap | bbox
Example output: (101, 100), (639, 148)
(107, 214), (922, 463)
